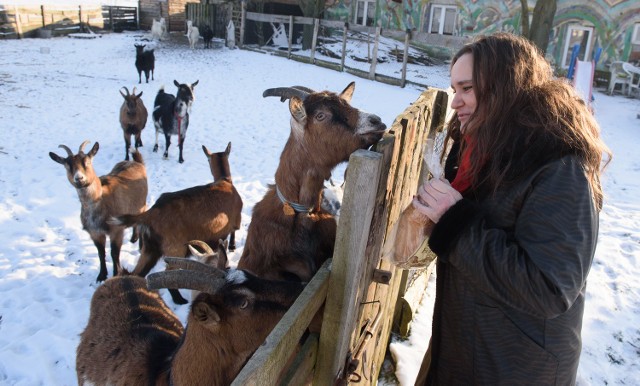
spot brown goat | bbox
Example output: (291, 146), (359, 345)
(237, 82), (386, 282)
(76, 272), (183, 386)
(119, 86), (148, 161)
(150, 258), (305, 385)
(49, 141), (148, 282)
(112, 142), (243, 304)
(76, 250), (305, 386)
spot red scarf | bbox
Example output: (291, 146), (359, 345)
(451, 136), (474, 193)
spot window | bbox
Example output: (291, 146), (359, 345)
(355, 0), (376, 27)
(633, 24), (640, 45)
(561, 25), (594, 68)
(428, 5), (456, 35)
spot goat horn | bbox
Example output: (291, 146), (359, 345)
(187, 240), (215, 255)
(78, 140), (91, 154)
(120, 86), (130, 97)
(262, 87), (312, 102)
(58, 144), (74, 157)
(147, 269), (227, 294)
(163, 257), (225, 276)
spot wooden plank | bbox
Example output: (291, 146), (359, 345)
(369, 26), (380, 80)
(393, 261), (435, 337)
(314, 149), (383, 384)
(287, 15), (293, 59)
(239, 1), (245, 47)
(309, 18), (319, 64)
(278, 333), (318, 386)
(401, 30), (410, 87)
(14, 6), (22, 38)
(232, 259), (331, 386)
(340, 24), (347, 72)
(245, 11), (293, 24)
(319, 19), (346, 29)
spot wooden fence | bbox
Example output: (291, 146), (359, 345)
(231, 87), (450, 385)
(237, 8), (468, 89)
(0, 4), (137, 39)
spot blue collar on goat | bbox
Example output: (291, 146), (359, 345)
(276, 185), (313, 215)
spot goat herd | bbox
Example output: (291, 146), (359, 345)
(48, 75), (388, 384)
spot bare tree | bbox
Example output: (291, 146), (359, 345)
(523, 0), (557, 55)
(520, 0), (530, 37)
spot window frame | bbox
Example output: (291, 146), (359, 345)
(632, 23), (640, 45)
(428, 4), (457, 35)
(354, 0), (376, 27)
(561, 25), (594, 68)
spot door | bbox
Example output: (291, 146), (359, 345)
(562, 25), (594, 68)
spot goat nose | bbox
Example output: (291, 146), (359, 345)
(370, 114), (382, 126)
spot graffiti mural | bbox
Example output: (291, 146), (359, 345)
(324, 0), (640, 69)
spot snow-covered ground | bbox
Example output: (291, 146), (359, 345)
(0, 30), (638, 385)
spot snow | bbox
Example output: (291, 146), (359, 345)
(0, 30), (638, 385)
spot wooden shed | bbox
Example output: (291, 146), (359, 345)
(139, 0), (200, 32)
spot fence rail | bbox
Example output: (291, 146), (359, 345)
(0, 4), (137, 39)
(238, 9), (468, 88)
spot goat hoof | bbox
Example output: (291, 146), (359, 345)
(153, 145), (158, 152)
(179, 158), (184, 164)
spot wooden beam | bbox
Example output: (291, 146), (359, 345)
(314, 149), (383, 384)
(232, 259), (331, 385)
(369, 26), (380, 80)
(309, 18), (319, 64)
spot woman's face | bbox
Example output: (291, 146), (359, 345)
(450, 53), (477, 132)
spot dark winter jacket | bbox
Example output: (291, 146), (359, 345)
(423, 153), (599, 385)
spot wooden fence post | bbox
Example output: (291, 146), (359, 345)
(287, 15), (293, 59)
(401, 29), (410, 88)
(369, 26), (380, 80)
(314, 149), (383, 384)
(14, 6), (23, 38)
(41, 5), (45, 28)
(309, 18), (319, 64)
(340, 23), (348, 72)
(240, 1), (246, 48)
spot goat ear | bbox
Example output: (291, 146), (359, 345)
(174, 80), (180, 87)
(289, 97), (307, 124)
(193, 302), (221, 325)
(192, 80), (199, 88)
(202, 145), (211, 157)
(340, 82), (356, 103)
(88, 142), (99, 158)
(136, 91), (143, 98)
(49, 152), (65, 164)
(225, 142), (231, 155)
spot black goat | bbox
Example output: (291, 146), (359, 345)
(134, 44), (155, 84)
(200, 24), (214, 48)
(152, 80), (199, 163)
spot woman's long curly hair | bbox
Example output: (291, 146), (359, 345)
(445, 32), (611, 209)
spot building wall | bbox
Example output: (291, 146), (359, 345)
(325, 0), (640, 69)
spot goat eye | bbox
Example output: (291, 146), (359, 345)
(315, 112), (326, 121)
(240, 299), (249, 309)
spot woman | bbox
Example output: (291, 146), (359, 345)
(411, 33), (611, 385)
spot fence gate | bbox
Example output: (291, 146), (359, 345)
(231, 88), (451, 385)
(186, 3), (233, 38)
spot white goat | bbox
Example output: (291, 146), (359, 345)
(151, 17), (166, 41)
(186, 20), (200, 49)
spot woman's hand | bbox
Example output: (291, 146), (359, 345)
(412, 178), (463, 223)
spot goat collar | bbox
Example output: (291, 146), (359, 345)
(276, 185), (313, 215)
